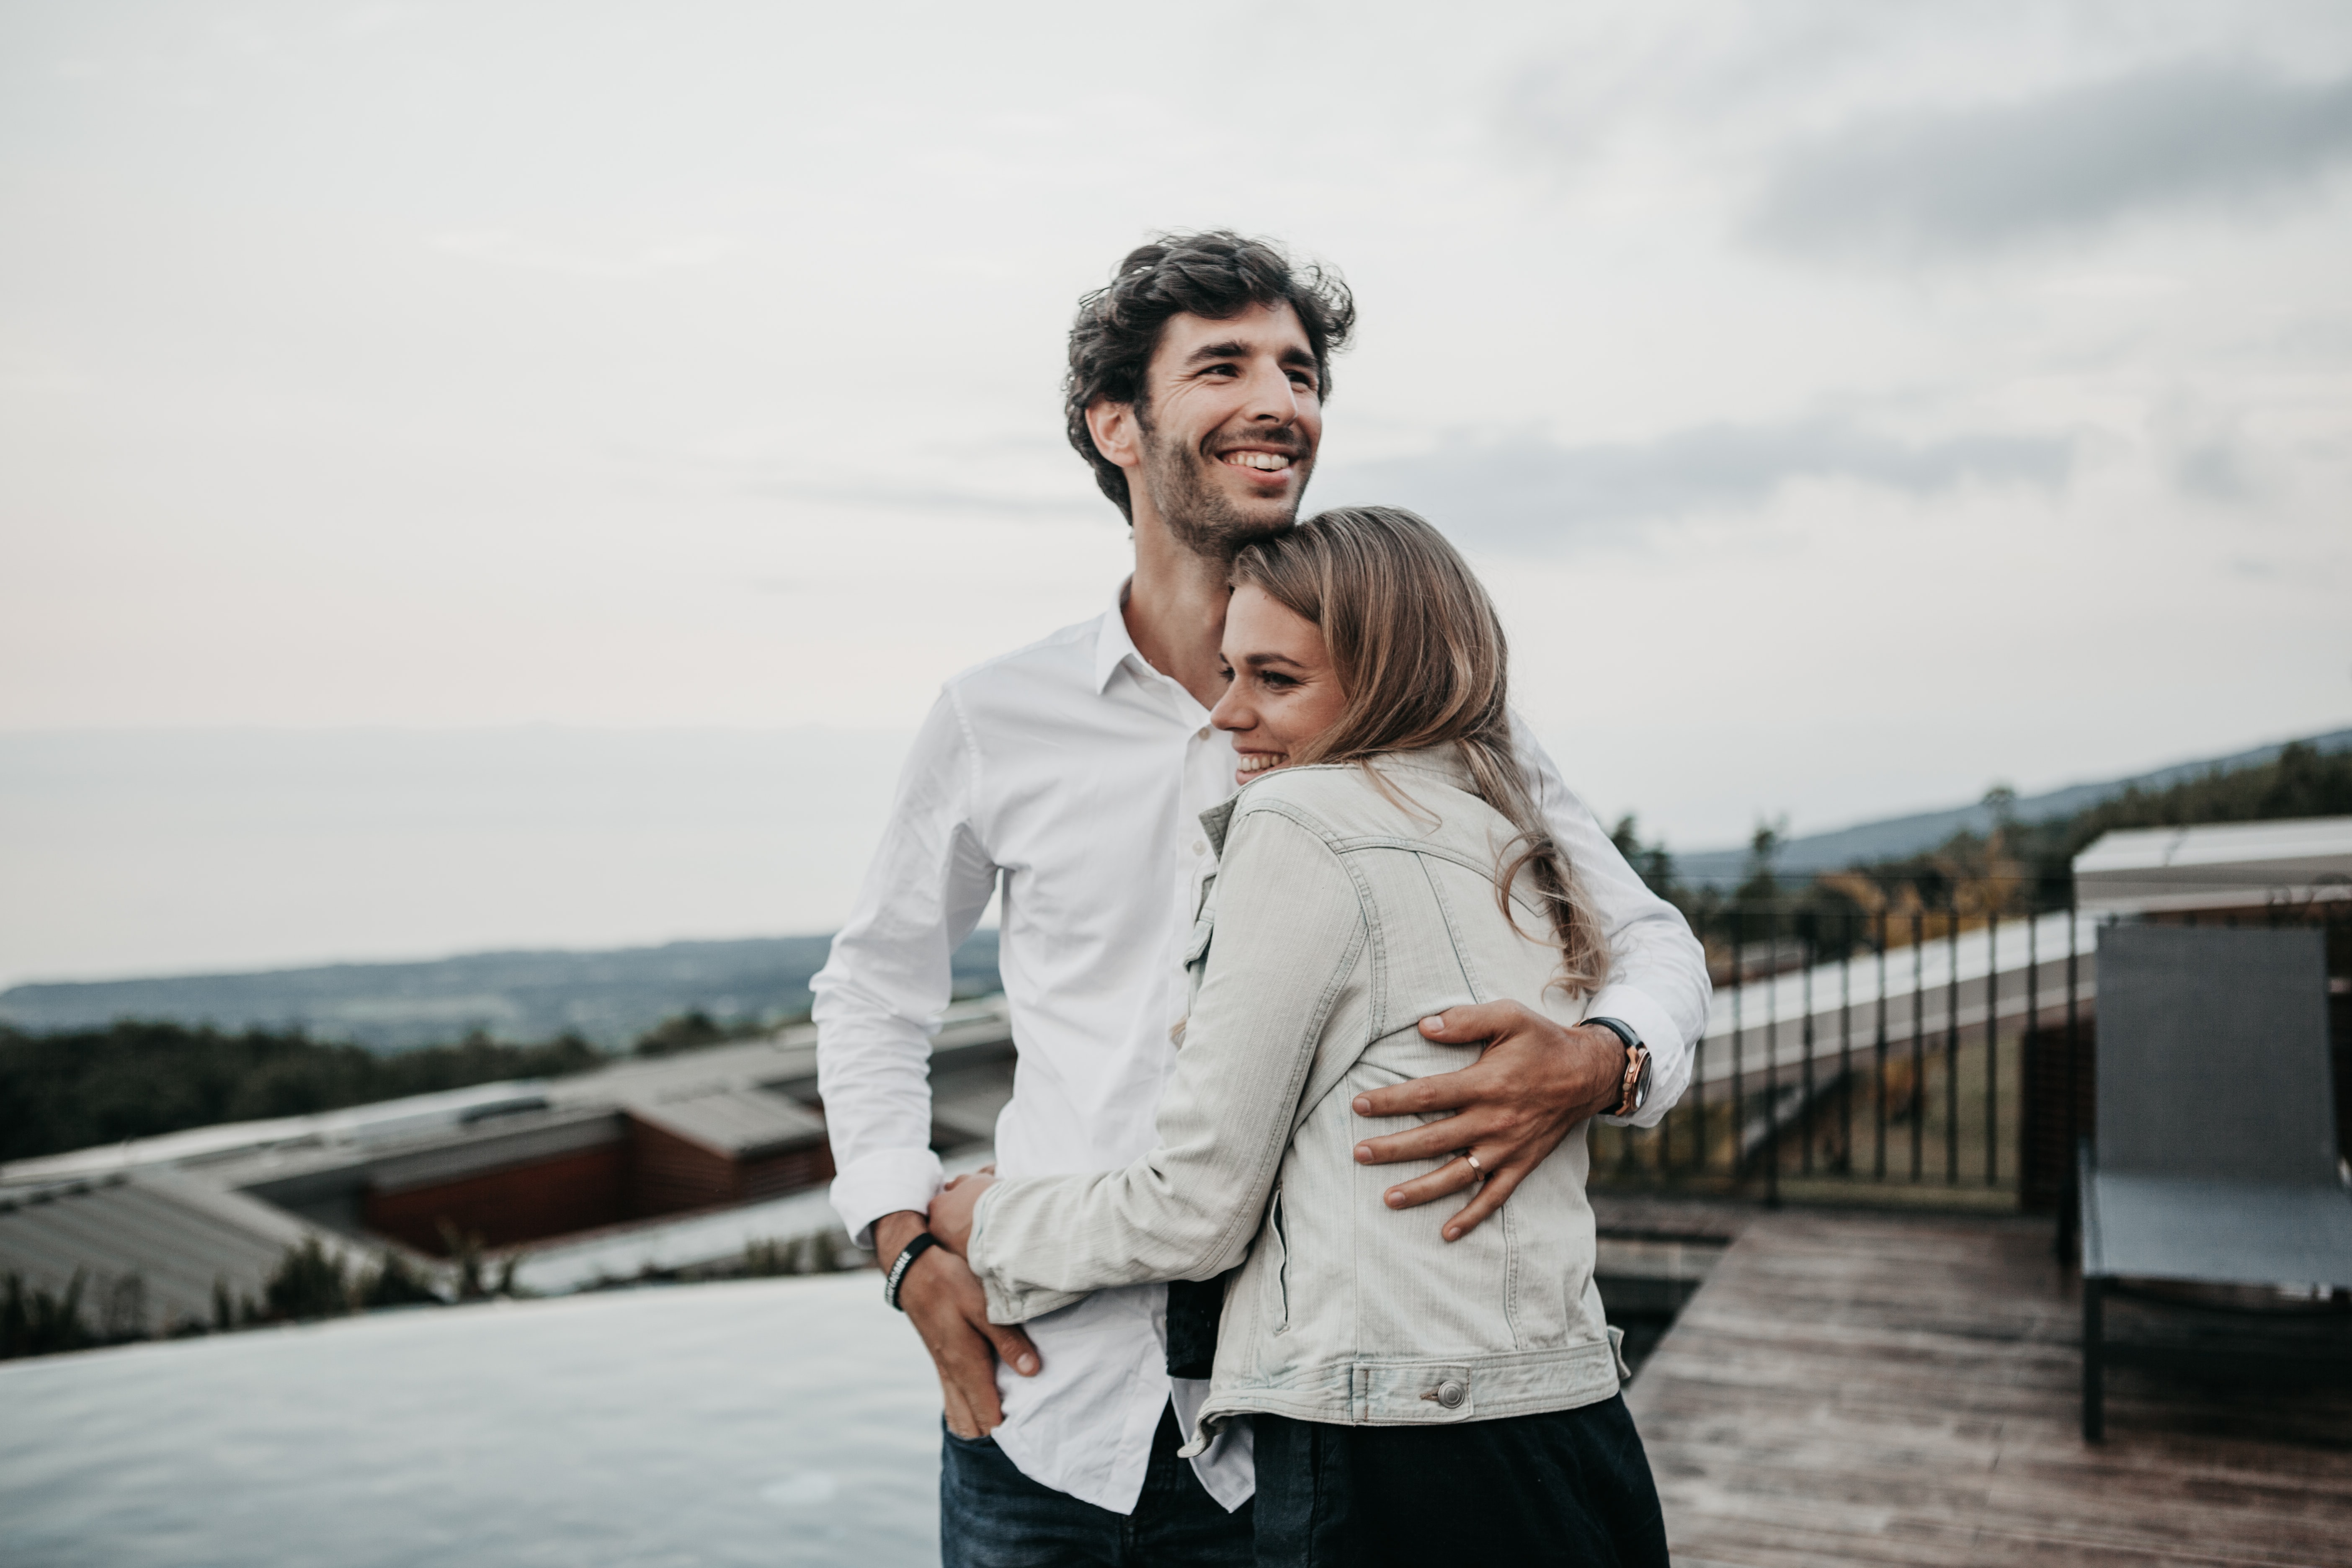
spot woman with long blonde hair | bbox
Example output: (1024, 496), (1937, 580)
(930, 507), (1670, 1565)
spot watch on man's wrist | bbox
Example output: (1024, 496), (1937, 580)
(1586, 1016), (1651, 1117)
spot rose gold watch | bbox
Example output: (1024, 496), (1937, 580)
(1588, 1016), (1651, 1117)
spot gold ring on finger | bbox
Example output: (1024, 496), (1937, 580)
(1463, 1152), (1485, 1177)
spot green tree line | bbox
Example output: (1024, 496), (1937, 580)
(0, 1023), (604, 1165)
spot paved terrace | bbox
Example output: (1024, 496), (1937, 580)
(1610, 1202), (2352, 1568)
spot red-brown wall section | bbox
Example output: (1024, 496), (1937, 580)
(364, 1143), (628, 1253)
(363, 1121), (841, 1253)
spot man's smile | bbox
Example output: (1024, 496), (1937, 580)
(1222, 451), (1293, 472)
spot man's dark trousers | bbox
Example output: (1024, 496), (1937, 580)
(939, 1405), (1252, 1568)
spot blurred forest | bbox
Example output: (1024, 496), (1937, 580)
(1616, 739), (2352, 954)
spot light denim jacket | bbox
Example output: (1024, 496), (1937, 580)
(966, 745), (1627, 1434)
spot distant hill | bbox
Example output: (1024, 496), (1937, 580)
(1671, 727), (2352, 887)
(0, 932), (1001, 1051)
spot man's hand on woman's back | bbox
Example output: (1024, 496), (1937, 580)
(1348, 1001), (1624, 1240)
(873, 1208), (1041, 1439)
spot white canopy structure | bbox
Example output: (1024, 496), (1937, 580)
(2073, 815), (2352, 916)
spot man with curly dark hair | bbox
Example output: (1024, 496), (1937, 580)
(815, 232), (1707, 1565)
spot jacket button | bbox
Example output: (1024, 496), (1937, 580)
(1435, 1380), (1467, 1410)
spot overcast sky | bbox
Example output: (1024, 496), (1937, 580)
(4, 2), (2350, 980)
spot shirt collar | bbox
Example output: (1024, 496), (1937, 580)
(1091, 578), (1143, 695)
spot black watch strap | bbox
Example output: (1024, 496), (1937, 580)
(884, 1231), (940, 1311)
(1587, 1016), (1648, 1115)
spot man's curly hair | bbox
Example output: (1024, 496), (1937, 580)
(1064, 232), (1356, 520)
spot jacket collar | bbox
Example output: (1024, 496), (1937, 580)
(1197, 744), (1472, 857)
(1200, 796), (1241, 857)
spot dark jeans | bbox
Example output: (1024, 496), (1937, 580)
(939, 1405), (1254, 1568)
(1253, 1396), (1670, 1568)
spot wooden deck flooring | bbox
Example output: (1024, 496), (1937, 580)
(1623, 1208), (2352, 1568)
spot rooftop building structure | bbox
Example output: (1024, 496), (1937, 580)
(0, 997), (1015, 1333)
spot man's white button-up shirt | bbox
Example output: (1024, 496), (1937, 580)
(813, 588), (1709, 1514)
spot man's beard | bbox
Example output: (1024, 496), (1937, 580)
(1135, 418), (1312, 560)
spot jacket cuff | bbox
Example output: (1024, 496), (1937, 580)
(967, 1182), (1088, 1325)
(967, 1182), (1018, 1321)
(829, 1148), (947, 1251)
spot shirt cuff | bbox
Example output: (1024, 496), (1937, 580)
(829, 1147), (948, 1251)
(1583, 983), (1683, 1127)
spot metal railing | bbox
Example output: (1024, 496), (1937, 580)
(1587, 884), (2350, 1210)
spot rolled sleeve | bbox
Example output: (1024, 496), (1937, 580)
(813, 688), (1001, 1248)
(1512, 717), (1711, 1130)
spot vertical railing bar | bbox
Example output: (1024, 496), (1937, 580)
(1691, 906), (1706, 1178)
(1840, 909), (1854, 1178)
(1765, 903), (1781, 1207)
(1875, 907), (1889, 1182)
(1802, 913), (1816, 1179)
(2027, 902), (2040, 1207)
(1986, 903), (1999, 1189)
(1732, 908), (1745, 1186)
(2062, 886), (2081, 1263)
(1946, 893), (1961, 1186)
(1911, 907), (1926, 1182)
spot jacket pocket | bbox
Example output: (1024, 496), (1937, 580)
(1266, 1186), (1291, 1335)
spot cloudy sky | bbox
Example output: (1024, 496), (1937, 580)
(3, 2), (2349, 980)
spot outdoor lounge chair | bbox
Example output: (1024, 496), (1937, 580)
(2078, 923), (2352, 1440)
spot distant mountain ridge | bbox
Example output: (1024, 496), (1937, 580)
(0, 932), (1002, 1052)
(1670, 727), (2352, 887)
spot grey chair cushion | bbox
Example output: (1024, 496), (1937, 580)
(2084, 1171), (2352, 1288)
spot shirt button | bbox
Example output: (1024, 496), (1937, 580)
(1192, 840), (1207, 855)
(1196, 726), (1211, 740)
(1435, 1380), (1467, 1410)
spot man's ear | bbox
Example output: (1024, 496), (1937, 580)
(1086, 399), (1143, 473)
